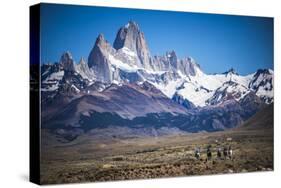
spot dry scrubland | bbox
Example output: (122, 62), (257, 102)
(40, 128), (273, 184)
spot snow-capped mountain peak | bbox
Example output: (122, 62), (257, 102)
(113, 21), (142, 52)
(41, 21), (274, 108)
(248, 69), (273, 104)
(223, 68), (238, 75)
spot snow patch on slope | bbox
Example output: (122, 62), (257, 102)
(108, 54), (138, 73)
(43, 71), (64, 83)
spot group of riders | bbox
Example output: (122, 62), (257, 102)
(194, 145), (233, 160)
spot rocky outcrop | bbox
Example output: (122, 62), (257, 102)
(172, 92), (195, 109)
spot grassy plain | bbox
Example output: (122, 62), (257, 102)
(40, 127), (273, 184)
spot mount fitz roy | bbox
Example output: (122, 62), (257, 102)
(39, 21), (274, 140)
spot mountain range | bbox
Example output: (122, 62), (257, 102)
(39, 21), (274, 141)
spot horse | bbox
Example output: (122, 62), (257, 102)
(217, 147), (222, 159)
(223, 147), (228, 159)
(194, 147), (201, 160)
(228, 146), (233, 160)
(207, 146), (212, 161)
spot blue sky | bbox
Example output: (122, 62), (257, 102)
(40, 3), (273, 75)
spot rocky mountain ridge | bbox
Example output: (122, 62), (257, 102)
(41, 21), (273, 107)
(39, 21), (274, 140)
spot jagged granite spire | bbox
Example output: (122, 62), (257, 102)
(79, 57), (86, 65)
(88, 34), (116, 83)
(113, 21), (152, 70)
(59, 51), (75, 72)
(75, 57), (94, 80)
(88, 34), (116, 66)
(113, 21), (140, 50)
(166, 51), (178, 69)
